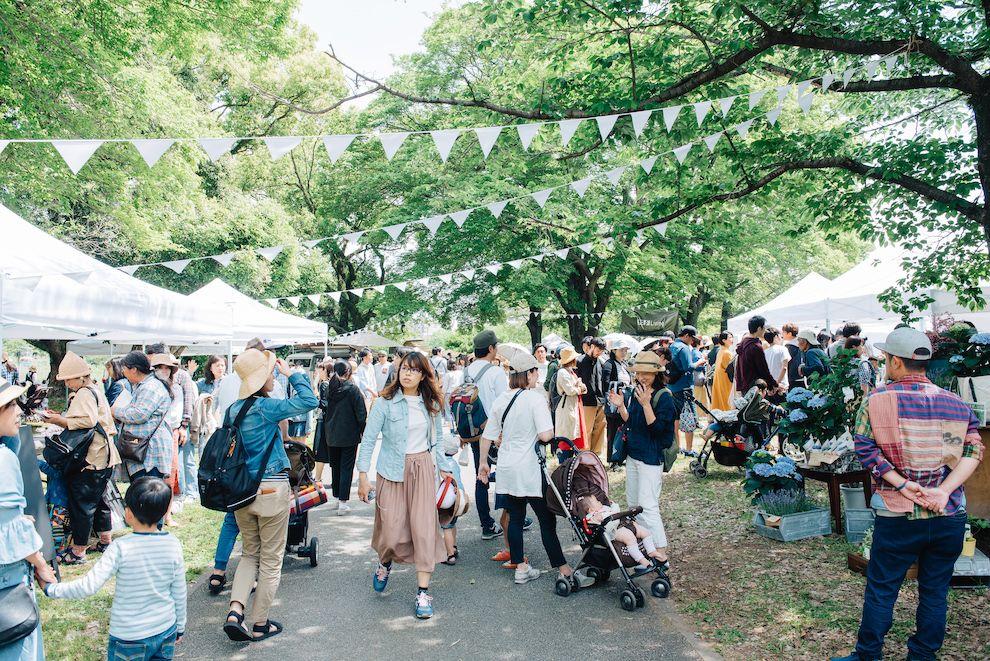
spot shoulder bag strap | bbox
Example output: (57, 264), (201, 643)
(467, 361), (494, 385)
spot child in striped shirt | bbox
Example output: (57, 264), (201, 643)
(43, 477), (186, 660)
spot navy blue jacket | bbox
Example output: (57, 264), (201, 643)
(623, 387), (677, 466)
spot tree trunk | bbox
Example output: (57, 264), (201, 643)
(720, 300), (732, 332)
(526, 308), (543, 347)
(970, 94), (990, 258)
(27, 339), (68, 388)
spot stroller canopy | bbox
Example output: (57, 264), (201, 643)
(548, 451), (610, 518)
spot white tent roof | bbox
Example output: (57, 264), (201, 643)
(728, 272), (832, 331)
(729, 247), (990, 339)
(329, 330), (398, 349)
(0, 203), (232, 342)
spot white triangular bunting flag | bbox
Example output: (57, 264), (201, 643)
(734, 118), (755, 138)
(449, 209), (471, 227)
(672, 143), (692, 164)
(474, 126), (503, 158)
(865, 60), (879, 79)
(342, 231), (364, 245)
(212, 252), (237, 266)
(329, 292), (342, 303)
(0, 140), (8, 156)
(198, 138), (236, 161)
(766, 106), (783, 126)
(62, 271), (91, 284)
(430, 129), (461, 162)
(323, 134), (357, 162)
(302, 238), (323, 249)
(508, 259), (524, 269)
(570, 178), (592, 198)
(516, 123), (541, 150)
(595, 115), (618, 141)
(578, 242), (593, 253)
(821, 73), (835, 91)
(131, 139), (173, 167)
(349, 288), (365, 297)
(776, 85), (792, 104)
(703, 132), (722, 152)
(422, 215), (444, 235)
(842, 68), (854, 88)
(640, 156), (658, 174)
(416, 277), (430, 287)
(531, 188), (553, 209)
(462, 268), (476, 279)
(660, 105), (681, 132)
(554, 248), (570, 259)
(265, 298), (278, 307)
(393, 282), (408, 292)
(884, 54), (899, 72)
(558, 119), (583, 147)
(748, 89), (767, 110)
(264, 137), (301, 160)
(636, 229), (646, 244)
(798, 92), (814, 113)
(439, 273), (453, 285)
(372, 285), (386, 294)
(287, 296), (300, 306)
(162, 259), (192, 274)
(603, 237), (614, 248)
(484, 264), (501, 275)
(693, 100), (712, 126)
(379, 132), (410, 160)
(307, 294), (322, 306)
(630, 110), (653, 137)
(654, 223), (668, 236)
(717, 96), (736, 117)
(605, 166), (625, 186)
(119, 265), (141, 276)
(383, 224), (405, 240)
(257, 246), (284, 261)
(796, 81), (813, 99)
(487, 200), (509, 218)
(52, 140), (104, 174)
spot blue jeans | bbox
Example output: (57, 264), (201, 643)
(213, 511), (240, 571)
(108, 624), (176, 661)
(856, 512), (966, 660)
(177, 441), (198, 499)
(469, 442), (494, 530)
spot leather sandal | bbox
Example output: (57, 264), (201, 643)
(58, 548), (87, 565)
(222, 610), (251, 642)
(251, 620), (283, 641)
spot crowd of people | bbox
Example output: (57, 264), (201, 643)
(0, 315), (983, 660)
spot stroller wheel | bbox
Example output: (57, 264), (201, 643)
(619, 589), (636, 612)
(308, 537), (319, 568)
(555, 578), (572, 597)
(651, 577), (671, 599)
(633, 586), (645, 608)
(688, 459), (699, 471)
(692, 465), (708, 479)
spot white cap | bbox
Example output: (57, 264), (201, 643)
(875, 327), (932, 360)
(509, 353), (538, 374)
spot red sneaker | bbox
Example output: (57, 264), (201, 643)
(490, 550), (510, 562)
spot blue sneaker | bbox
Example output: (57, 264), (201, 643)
(415, 591), (433, 619)
(372, 562), (391, 593)
(522, 516), (534, 531)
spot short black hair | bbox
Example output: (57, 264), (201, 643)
(589, 337), (607, 350)
(901, 357), (929, 371)
(145, 343), (167, 356)
(764, 327), (779, 343)
(432, 347), (442, 356)
(842, 322), (861, 338)
(120, 351), (152, 374)
(474, 347), (491, 359)
(533, 343), (546, 354)
(581, 335), (594, 347)
(358, 349), (370, 359)
(125, 477), (172, 525)
(717, 331), (732, 345)
(748, 316), (766, 334)
(817, 331), (832, 344)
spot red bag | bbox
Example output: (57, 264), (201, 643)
(290, 483), (328, 515)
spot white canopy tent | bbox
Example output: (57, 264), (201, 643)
(329, 330), (398, 349)
(728, 247), (990, 339)
(0, 203), (232, 353)
(727, 272), (832, 332)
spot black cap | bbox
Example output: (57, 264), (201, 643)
(678, 326), (697, 337)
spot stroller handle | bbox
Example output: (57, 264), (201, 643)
(549, 436), (578, 451)
(601, 506), (644, 524)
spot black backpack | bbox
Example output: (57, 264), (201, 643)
(198, 398), (279, 513)
(666, 344), (687, 384)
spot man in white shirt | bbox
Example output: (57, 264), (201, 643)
(429, 347), (448, 381)
(763, 327), (790, 393)
(353, 349), (379, 403)
(374, 352), (390, 392)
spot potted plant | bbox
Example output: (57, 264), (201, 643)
(743, 451), (832, 541)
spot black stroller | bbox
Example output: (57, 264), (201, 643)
(690, 387), (783, 479)
(283, 440), (320, 567)
(543, 439), (671, 611)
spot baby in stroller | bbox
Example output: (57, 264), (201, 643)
(577, 493), (665, 570)
(701, 379), (782, 450)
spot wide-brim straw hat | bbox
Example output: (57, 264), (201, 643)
(797, 330), (820, 347)
(149, 353), (180, 370)
(235, 348), (276, 399)
(629, 351), (664, 374)
(559, 347), (579, 366)
(439, 480), (471, 518)
(0, 382), (26, 409)
(56, 351), (91, 380)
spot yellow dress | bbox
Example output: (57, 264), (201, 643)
(711, 348), (734, 411)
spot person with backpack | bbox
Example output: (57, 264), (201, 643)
(602, 342), (632, 468)
(221, 349), (317, 643)
(39, 352), (121, 565)
(668, 326), (706, 458)
(317, 360), (367, 515)
(606, 352), (676, 564)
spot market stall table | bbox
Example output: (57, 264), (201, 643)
(796, 465), (872, 531)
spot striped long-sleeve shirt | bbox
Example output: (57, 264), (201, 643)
(46, 532), (186, 640)
(854, 375), (984, 519)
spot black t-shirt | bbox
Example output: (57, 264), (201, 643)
(785, 342), (804, 389)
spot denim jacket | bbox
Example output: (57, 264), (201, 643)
(227, 372), (318, 478)
(357, 391), (456, 482)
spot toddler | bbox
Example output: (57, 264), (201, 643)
(579, 493), (664, 570)
(43, 477), (186, 660)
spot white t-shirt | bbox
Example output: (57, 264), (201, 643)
(405, 395), (430, 454)
(464, 359), (508, 416)
(354, 361), (378, 397)
(213, 371), (286, 421)
(374, 362), (390, 391)
(765, 344), (790, 388)
(536, 360), (549, 387)
(482, 389), (553, 498)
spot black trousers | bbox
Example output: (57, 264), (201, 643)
(65, 468), (113, 546)
(606, 415), (622, 464)
(326, 445), (358, 501)
(506, 492), (566, 567)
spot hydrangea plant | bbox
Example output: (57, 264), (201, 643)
(777, 348), (863, 449)
(742, 450), (804, 503)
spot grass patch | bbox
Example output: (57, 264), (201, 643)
(39, 501), (224, 661)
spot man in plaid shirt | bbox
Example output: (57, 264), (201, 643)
(833, 328), (983, 661)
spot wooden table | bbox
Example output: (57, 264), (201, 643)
(796, 465), (872, 531)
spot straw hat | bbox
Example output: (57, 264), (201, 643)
(149, 353), (180, 370)
(56, 351), (91, 380)
(0, 382), (26, 409)
(629, 351), (664, 374)
(235, 348), (276, 399)
(797, 330), (820, 347)
(559, 347), (579, 366)
(438, 478), (471, 518)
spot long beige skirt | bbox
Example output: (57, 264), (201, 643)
(371, 451), (446, 573)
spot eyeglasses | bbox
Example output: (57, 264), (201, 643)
(399, 365), (423, 375)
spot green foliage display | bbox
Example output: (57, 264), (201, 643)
(777, 349), (863, 448)
(742, 450), (804, 504)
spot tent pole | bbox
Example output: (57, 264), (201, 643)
(0, 269), (6, 360)
(824, 298), (831, 333)
(227, 340), (233, 375)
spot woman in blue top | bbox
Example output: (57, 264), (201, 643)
(357, 351), (456, 620)
(222, 349), (317, 643)
(607, 351), (676, 564)
(0, 381), (56, 661)
(195, 355), (225, 396)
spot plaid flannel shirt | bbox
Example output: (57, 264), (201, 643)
(854, 374), (983, 520)
(118, 374), (174, 476)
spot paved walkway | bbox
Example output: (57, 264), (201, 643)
(179, 461), (717, 660)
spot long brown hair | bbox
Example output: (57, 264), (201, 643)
(381, 350), (443, 415)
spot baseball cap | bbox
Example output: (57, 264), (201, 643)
(509, 353), (538, 374)
(678, 326), (697, 338)
(797, 330), (820, 347)
(875, 327), (932, 360)
(473, 329), (499, 351)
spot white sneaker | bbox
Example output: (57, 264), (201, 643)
(514, 566), (541, 584)
(337, 502), (351, 516)
(327, 498), (339, 511)
(572, 569), (595, 588)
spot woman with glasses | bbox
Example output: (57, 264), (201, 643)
(356, 351), (457, 620)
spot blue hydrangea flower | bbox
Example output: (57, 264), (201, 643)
(949, 355), (964, 364)
(786, 388), (813, 403)
(789, 409), (809, 423)
(776, 455), (796, 467)
(771, 462), (795, 478)
(753, 463), (773, 477)
(808, 395), (829, 409)
(970, 333), (990, 345)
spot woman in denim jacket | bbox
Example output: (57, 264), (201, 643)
(357, 351), (456, 620)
